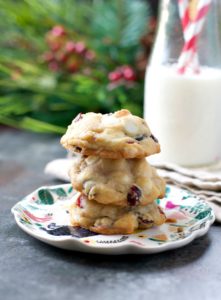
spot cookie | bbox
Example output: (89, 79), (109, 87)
(69, 193), (166, 235)
(69, 155), (165, 206)
(61, 109), (160, 159)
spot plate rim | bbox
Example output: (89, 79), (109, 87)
(11, 184), (215, 254)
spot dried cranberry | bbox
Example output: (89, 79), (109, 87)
(127, 185), (142, 206)
(76, 194), (84, 208)
(150, 134), (159, 143)
(74, 113), (83, 122)
(158, 206), (165, 215)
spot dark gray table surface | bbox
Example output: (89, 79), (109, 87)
(1, 128), (221, 300)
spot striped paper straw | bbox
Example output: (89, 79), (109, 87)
(178, 0), (199, 72)
(178, 0), (190, 29)
(177, 0), (212, 74)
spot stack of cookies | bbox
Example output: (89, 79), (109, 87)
(61, 109), (166, 234)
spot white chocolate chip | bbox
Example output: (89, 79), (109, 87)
(122, 119), (139, 135)
(94, 217), (113, 227)
(102, 115), (120, 127)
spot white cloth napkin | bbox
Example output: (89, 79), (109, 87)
(45, 159), (71, 182)
(44, 158), (221, 222)
(152, 161), (221, 222)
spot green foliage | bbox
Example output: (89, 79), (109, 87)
(0, 0), (151, 133)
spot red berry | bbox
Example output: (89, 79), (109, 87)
(65, 41), (76, 53)
(50, 42), (61, 52)
(48, 61), (59, 72)
(75, 42), (86, 54)
(67, 62), (78, 73)
(108, 71), (122, 82)
(57, 52), (68, 63)
(85, 50), (95, 61)
(43, 52), (54, 62)
(51, 25), (66, 37)
(122, 66), (136, 81)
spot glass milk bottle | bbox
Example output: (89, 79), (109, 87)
(144, 0), (221, 166)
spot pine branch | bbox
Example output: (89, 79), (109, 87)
(0, 0), (151, 133)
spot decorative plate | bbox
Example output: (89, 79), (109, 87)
(11, 184), (215, 255)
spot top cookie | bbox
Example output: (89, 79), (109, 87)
(61, 109), (160, 159)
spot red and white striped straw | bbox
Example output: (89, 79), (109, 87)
(178, 0), (190, 29)
(178, 0), (200, 73)
(177, 0), (212, 74)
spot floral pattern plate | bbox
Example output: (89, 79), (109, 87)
(11, 184), (215, 255)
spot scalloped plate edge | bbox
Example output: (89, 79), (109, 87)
(12, 205), (215, 255)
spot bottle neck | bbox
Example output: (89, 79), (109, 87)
(149, 0), (221, 69)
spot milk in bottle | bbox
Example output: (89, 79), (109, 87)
(144, 0), (221, 166)
(145, 66), (221, 165)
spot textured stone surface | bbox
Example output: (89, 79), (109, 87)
(0, 129), (221, 300)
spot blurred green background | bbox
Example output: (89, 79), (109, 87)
(0, 0), (158, 134)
